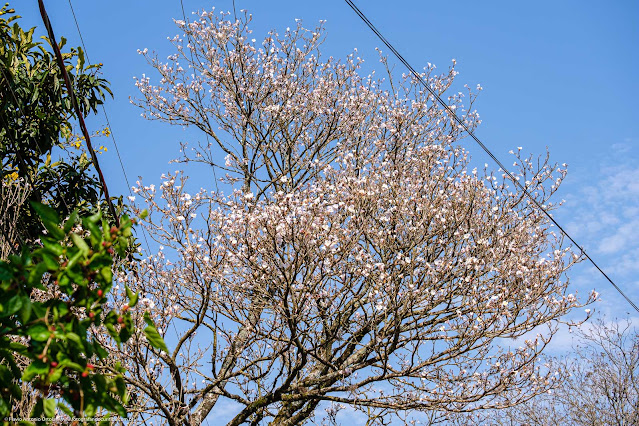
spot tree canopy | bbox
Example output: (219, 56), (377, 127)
(115, 9), (596, 424)
(0, 4), (111, 251)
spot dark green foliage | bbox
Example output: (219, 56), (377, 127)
(0, 5), (166, 423)
(0, 204), (161, 424)
(0, 3), (112, 247)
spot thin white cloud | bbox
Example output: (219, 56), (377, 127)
(558, 141), (639, 319)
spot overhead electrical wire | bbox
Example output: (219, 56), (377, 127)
(66, 1), (132, 193)
(66, 4), (216, 423)
(63, 7), (186, 423)
(344, 0), (639, 314)
(38, 0), (119, 226)
(65, 0), (152, 253)
(52, 0), (636, 314)
(66, 0), (133, 208)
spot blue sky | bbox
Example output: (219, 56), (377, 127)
(15, 0), (639, 421)
(21, 0), (638, 323)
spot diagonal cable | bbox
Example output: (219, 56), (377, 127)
(344, 0), (639, 314)
(66, 0), (152, 253)
(38, 0), (119, 226)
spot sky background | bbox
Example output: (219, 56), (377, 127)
(14, 0), (639, 423)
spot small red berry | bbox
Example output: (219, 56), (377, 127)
(81, 371), (88, 378)
(50, 362), (58, 367)
(110, 226), (118, 234)
(122, 304), (129, 312)
(117, 316), (124, 324)
(97, 289), (103, 297)
(107, 248), (114, 255)
(89, 312), (95, 319)
(87, 363), (94, 370)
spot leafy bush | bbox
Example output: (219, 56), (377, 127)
(0, 204), (164, 424)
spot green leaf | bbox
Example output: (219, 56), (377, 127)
(126, 285), (138, 308)
(9, 383), (22, 401)
(85, 219), (102, 247)
(29, 262), (49, 289)
(19, 296), (32, 323)
(58, 402), (73, 417)
(94, 341), (108, 359)
(52, 301), (69, 319)
(66, 249), (83, 270)
(0, 262), (11, 280)
(0, 365), (12, 384)
(113, 400), (127, 418)
(30, 201), (59, 225)
(65, 331), (84, 349)
(71, 233), (89, 255)
(87, 209), (102, 224)
(0, 396), (8, 418)
(44, 224), (65, 241)
(119, 318), (132, 342)
(40, 251), (59, 270)
(60, 360), (83, 373)
(31, 201), (64, 240)
(84, 401), (96, 418)
(88, 253), (111, 269)
(100, 266), (112, 284)
(31, 302), (46, 320)
(143, 311), (154, 327)
(48, 366), (63, 383)
(30, 398), (43, 417)
(106, 323), (120, 345)
(63, 209), (79, 233)
(22, 360), (48, 381)
(114, 375), (127, 397)
(41, 238), (64, 256)
(2, 294), (22, 317)
(9, 341), (29, 355)
(76, 46), (85, 71)
(143, 321), (169, 354)
(26, 323), (50, 341)
(43, 398), (56, 417)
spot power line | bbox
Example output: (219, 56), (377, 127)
(66, 0), (132, 203)
(66, 0), (152, 253)
(344, 0), (639, 314)
(38, 0), (119, 226)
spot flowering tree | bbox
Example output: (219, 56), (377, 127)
(456, 318), (639, 426)
(122, 9), (595, 425)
